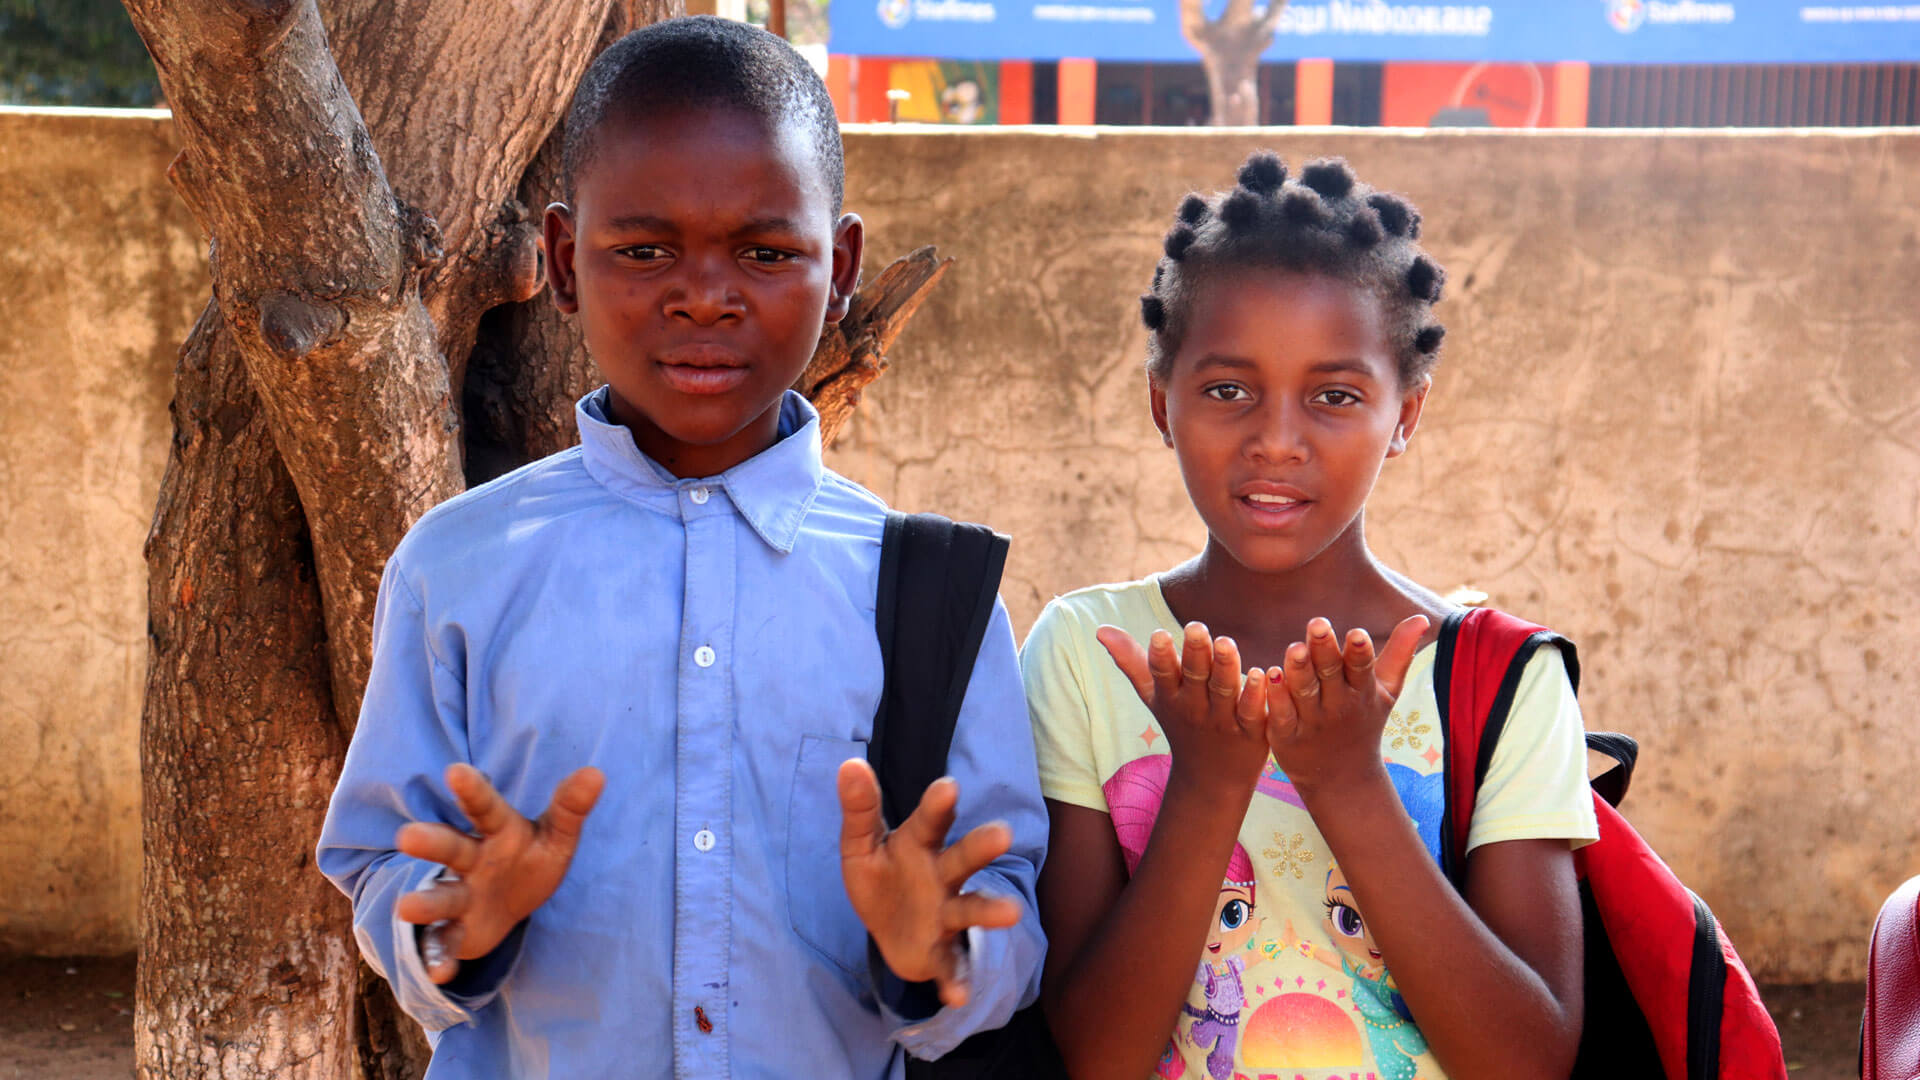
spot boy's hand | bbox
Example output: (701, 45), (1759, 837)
(837, 759), (1021, 1010)
(393, 763), (605, 984)
(1097, 622), (1273, 791)
(1264, 616), (1428, 795)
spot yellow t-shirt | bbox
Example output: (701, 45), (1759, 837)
(1022, 578), (1599, 1080)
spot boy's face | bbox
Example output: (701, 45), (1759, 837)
(546, 105), (863, 478)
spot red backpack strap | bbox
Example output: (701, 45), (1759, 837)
(1434, 607), (1579, 890)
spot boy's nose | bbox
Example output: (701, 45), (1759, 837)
(665, 257), (746, 325)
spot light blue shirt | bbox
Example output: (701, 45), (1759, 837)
(317, 389), (1047, 1079)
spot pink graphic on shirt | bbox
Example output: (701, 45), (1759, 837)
(1105, 754), (1260, 1080)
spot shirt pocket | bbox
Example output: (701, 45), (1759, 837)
(786, 733), (868, 979)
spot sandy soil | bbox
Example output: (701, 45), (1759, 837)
(0, 954), (1866, 1078)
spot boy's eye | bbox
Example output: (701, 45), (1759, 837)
(1313, 388), (1361, 407)
(1203, 384), (1249, 403)
(1219, 898), (1250, 930)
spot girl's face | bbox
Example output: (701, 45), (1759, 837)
(1151, 273), (1427, 577)
(1323, 864), (1382, 968)
(1207, 884), (1257, 957)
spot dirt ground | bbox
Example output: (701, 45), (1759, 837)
(0, 954), (1868, 1078)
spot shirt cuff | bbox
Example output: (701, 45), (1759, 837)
(880, 873), (1037, 1062)
(388, 862), (528, 1028)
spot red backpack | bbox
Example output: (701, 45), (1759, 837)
(1435, 607), (1786, 1080)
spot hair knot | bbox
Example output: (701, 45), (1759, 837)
(1140, 294), (1166, 331)
(1220, 188), (1262, 233)
(1177, 194), (1211, 225)
(1414, 325), (1446, 354)
(1236, 152), (1287, 195)
(1346, 207), (1384, 248)
(1280, 187), (1330, 227)
(1407, 255), (1445, 303)
(1300, 158), (1356, 199)
(1366, 192), (1417, 238)
(1164, 224), (1197, 261)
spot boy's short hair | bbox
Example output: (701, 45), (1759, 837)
(561, 16), (845, 216)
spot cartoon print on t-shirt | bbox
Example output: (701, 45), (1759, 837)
(1105, 755), (1261, 1080)
(1180, 847), (1258, 1080)
(1286, 862), (1430, 1080)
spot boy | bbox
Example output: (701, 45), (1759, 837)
(316, 18), (1047, 1077)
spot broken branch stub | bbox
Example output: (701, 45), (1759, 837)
(795, 246), (953, 448)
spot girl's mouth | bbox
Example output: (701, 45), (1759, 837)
(1237, 492), (1310, 529)
(1208, 943), (1222, 953)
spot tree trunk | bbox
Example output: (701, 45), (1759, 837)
(1195, 40), (1263, 126)
(1180, 0), (1288, 126)
(123, 1), (947, 1076)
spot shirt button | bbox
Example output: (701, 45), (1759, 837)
(689, 486), (710, 505)
(694, 645), (716, 668)
(693, 829), (716, 852)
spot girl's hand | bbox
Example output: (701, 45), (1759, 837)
(1097, 621), (1273, 791)
(1264, 615), (1428, 795)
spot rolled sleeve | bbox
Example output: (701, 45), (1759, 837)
(316, 555), (519, 1030)
(881, 599), (1048, 1061)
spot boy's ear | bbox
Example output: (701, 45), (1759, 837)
(1386, 374), (1431, 458)
(543, 202), (579, 315)
(824, 213), (866, 325)
(1149, 377), (1173, 448)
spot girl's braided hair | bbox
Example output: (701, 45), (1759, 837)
(1141, 152), (1447, 386)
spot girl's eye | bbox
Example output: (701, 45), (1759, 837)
(746, 247), (793, 264)
(1203, 384), (1249, 403)
(1219, 898), (1250, 930)
(1330, 901), (1364, 937)
(1313, 388), (1361, 407)
(617, 245), (669, 262)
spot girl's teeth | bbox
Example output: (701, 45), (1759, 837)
(1246, 494), (1297, 505)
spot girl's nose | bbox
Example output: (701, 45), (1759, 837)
(1244, 398), (1310, 465)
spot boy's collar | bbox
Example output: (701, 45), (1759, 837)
(574, 386), (824, 554)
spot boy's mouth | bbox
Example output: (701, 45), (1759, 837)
(657, 347), (752, 397)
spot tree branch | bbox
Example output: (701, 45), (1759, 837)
(321, 0), (616, 385)
(1254, 0), (1290, 35)
(794, 247), (954, 448)
(125, 0), (463, 726)
(1179, 0), (1212, 48)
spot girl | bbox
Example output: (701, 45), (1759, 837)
(1023, 153), (1599, 1080)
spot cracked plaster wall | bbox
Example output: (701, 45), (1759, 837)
(2, 114), (1914, 983)
(0, 110), (198, 954)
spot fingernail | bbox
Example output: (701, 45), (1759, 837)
(423, 930), (447, 969)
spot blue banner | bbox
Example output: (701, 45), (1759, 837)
(832, 1), (1920, 63)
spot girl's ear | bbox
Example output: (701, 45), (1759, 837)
(1149, 377), (1174, 448)
(543, 202), (579, 315)
(1386, 374), (1431, 458)
(823, 213), (866, 324)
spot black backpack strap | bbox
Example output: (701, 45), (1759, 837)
(1586, 731), (1639, 808)
(1435, 610), (1581, 890)
(868, 511), (1010, 828)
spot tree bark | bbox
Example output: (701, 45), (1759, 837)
(124, 1), (947, 1076)
(1180, 0), (1289, 126)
